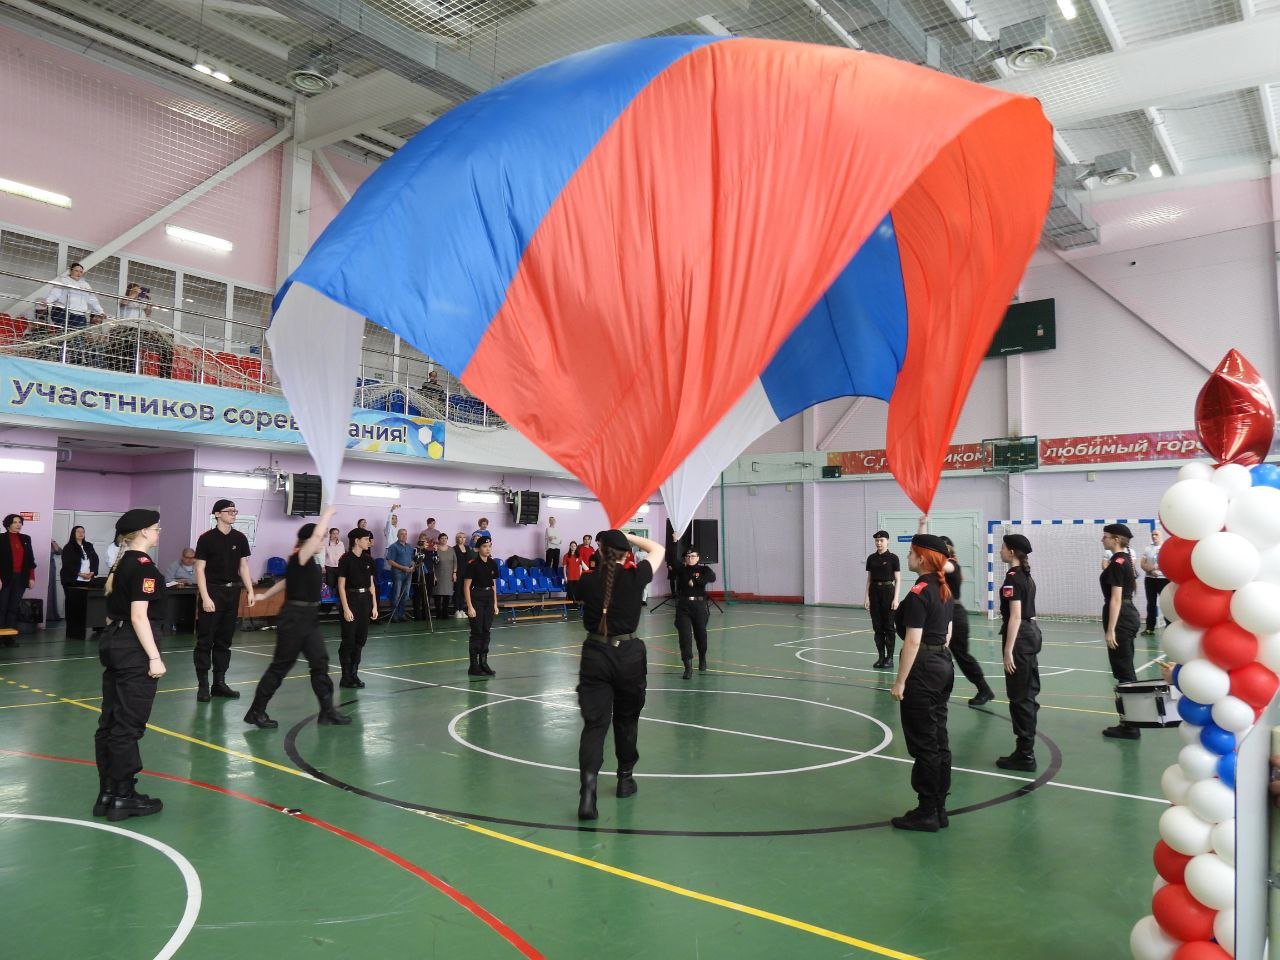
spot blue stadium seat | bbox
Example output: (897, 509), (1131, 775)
(514, 566), (528, 578)
(265, 556), (287, 578)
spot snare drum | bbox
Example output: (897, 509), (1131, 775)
(1115, 680), (1181, 728)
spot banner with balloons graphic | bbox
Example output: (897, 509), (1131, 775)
(1131, 350), (1280, 960)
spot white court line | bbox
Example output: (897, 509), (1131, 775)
(773, 630), (867, 648)
(1, 813), (202, 960)
(870, 755), (1165, 803)
(1137, 656), (1167, 672)
(794, 645), (1115, 677)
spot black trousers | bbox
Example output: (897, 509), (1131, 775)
(0, 577), (28, 629)
(251, 607), (334, 710)
(546, 548), (561, 569)
(899, 645), (954, 806)
(94, 624), (158, 793)
(63, 582), (88, 639)
(949, 602), (990, 694)
(1144, 577), (1169, 631)
(1105, 601), (1140, 684)
(469, 591), (495, 655)
(194, 584), (240, 680)
(577, 637), (647, 776)
(675, 598), (710, 663)
(339, 593), (372, 678)
(1003, 620), (1043, 754)
(431, 592), (452, 618)
(869, 583), (896, 659)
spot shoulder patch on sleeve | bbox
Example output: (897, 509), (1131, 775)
(1001, 585), (1015, 598)
(137, 556), (151, 564)
(1114, 556), (1126, 565)
(141, 577), (156, 594)
(911, 582), (927, 595)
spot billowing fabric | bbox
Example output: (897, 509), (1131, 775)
(270, 36), (1053, 527)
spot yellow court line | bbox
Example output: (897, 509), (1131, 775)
(0, 699), (63, 710)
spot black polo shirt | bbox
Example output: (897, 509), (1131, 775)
(106, 550), (166, 621)
(899, 574), (951, 644)
(195, 525), (251, 585)
(1100, 552), (1136, 600)
(338, 550), (376, 591)
(676, 563), (716, 599)
(286, 553), (321, 603)
(579, 560), (653, 636)
(464, 557), (500, 591)
(866, 550), (900, 585)
(1000, 567), (1036, 621)
(944, 561), (962, 601)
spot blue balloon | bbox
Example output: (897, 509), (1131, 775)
(1177, 696), (1213, 726)
(1200, 721), (1237, 756)
(1251, 462), (1280, 488)
(1218, 750), (1237, 788)
(1171, 664), (1182, 690)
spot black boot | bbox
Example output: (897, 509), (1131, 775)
(698, 657), (707, 672)
(891, 802), (940, 832)
(968, 686), (994, 707)
(872, 656), (886, 669)
(318, 705), (352, 725)
(682, 660), (693, 680)
(92, 786), (115, 817)
(107, 782), (163, 822)
(479, 654), (496, 677)
(339, 675), (360, 688)
(936, 796), (950, 829)
(210, 675), (240, 699)
(883, 657), (894, 671)
(244, 705), (278, 729)
(577, 772), (598, 820)
(196, 674), (211, 702)
(996, 751), (1036, 771)
(616, 770), (638, 799)
(468, 653), (486, 677)
(1103, 723), (1141, 740)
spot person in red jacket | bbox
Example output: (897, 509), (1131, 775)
(563, 541), (583, 602)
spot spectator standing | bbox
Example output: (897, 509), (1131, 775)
(470, 517), (492, 548)
(60, 525), (99, 641)
(432, 533), (457, 619)
(322, 528), (344, 597)
(1140, 527), (1168, 636)
(545, 516), (562, 570)
(0, 514), (37, 642)
(453, 533), (471, 618)
(386, 529), (416, 622)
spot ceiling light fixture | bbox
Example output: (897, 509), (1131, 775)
(0, 458), (46, 474)
(458, 490), (500, 504)
(0, 177), (71, 208)
(1057, 0), (1078, 20)
(350, 483), (400, 499)
(203, 473), (268, 490)
(1149, 163), (1163, 179)
(546, 497), (581, 510)
(166, 224), (233, 252)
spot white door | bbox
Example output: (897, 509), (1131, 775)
(877, 510), (982, 602)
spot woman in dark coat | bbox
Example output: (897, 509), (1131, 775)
(60, 525), (100, 640)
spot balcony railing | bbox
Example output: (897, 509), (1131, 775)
(0, 269), (505, 428)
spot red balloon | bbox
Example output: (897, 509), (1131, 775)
(1154, 840), (1192, 884)
(1202, 622), (1260, 671)
(1153, 884), (1217, 942)
(1195, 349), (1277, 466)
(1173, 579), (1234, 629)
(1160, 537), (1197, 584)
(1230, 661), (1280, 708)
(1173, 943), (1230, 960)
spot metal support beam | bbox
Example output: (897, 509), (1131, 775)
(276, 136), (312, 286)
(817, 397), (865, 451)
(315, 150), (352, 204)
(295, 71), (449, 150)
(695, 14), (732, 36)
(797, 0), (861, 50)
(1262, 86), (1280, 160)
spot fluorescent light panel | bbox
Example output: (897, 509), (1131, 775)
(546, 497), (581, 510)
(351, 483), (400, 499)
(202, 473), (268, 490)
(458, 490), (500, 504)
(0, 458), (45, 474)
(0, 177), (71, 208)
(1149, 163), (1163, 178)
(1057, 0), (1077, 19)
(165, 223), (233, 252)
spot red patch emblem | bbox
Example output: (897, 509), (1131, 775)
(911, 582), (927, 595)
(137, 556), (151, 564)
(1001, 585), (1015, 598)
(141, 578), (156, 594)
(1114, 556), (1126, 565)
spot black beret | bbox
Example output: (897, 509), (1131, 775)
(873, 530), (890, 540)
(911, 533), (949, 555)
(597, 529), (629, 552)
(1003, 533), (1033, 554)
(1104, 523), (1134, 539)
(116, 508), (159, 535)
(211, 498), (235, 514)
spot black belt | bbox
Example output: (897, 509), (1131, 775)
(679, 596), (707, 602)
(922, 641), (947, 648)
(346, 587), (369, 594)
(873, 581), (895, 586)
(587, 632), (636, 647)
(285, 599), (317, 607)
(473, 587), (494, 593)
(211, 581), (238, 588)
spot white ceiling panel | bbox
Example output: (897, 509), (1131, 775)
(1157, 87), (1273, 170)
(1102, 0), (1241, 45)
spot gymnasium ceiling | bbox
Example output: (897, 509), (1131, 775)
(2, 0), (1278, 198)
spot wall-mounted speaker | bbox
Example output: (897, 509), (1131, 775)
(509, 490), (540, 525)
(286, 473), (322, 517)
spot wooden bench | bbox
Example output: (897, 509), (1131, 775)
(499, 597), (568, 624)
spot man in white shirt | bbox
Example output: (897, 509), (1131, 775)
(166, 548), (197, 584)
(1140, 527), (1168, 636)
(384, 503), (402, 558)
(544, 516), (562, 569)
(45, 263), (106, 326)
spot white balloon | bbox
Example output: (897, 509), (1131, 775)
(1213, 463), (1254, 495)
(1230, 581), (1280, 636)
(1179, 461), (1216, 482)
(1254, 545), (1280, 585)
(1185, 851), (1235, 910)
(1212, 818), (1235, 867)
(1152, 874), (1167, 896)
(1178, 722), (1205, 746)
(1178, 658), (1232, 705)
(1160, 479), (1229, 541)
(1191, 532), (1261, 590)
(1259, 632), (1280, 673)
(1187, 778), (1236, 823)
(1179, 742), (1222, 782)
(1130, 914), (1182, 960)
(1211, 695), (1256, 734)
(1161, 763), (1194, 804)
(1160, 582), (1179, 621)
(1225, 485), (1280, 550)
(1214, 907), (1235, 955)
(1162, 620), (1203, 663)
(1159, 803), (1215, 855)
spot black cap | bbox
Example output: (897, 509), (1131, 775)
(1003, 533), (1033, 554)
(597, 529), (629, 552)
(683, 546), (701, 558)
(911, 533), (949, 555)
(1104, 523), (1134, 539)
(348, 527), (373, 542)
(116, 508), (159, 535)
(297, 523), (316, 542)
(873, 530), (890, 540)
(211, 499), (235, 514)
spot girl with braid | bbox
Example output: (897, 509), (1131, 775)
(573, 529), (664, 820)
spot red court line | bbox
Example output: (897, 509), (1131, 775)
(0, 748), (544, 960)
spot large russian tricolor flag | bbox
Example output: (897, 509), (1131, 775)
(269, 36), (1054, 527)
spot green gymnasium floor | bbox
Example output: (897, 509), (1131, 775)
(1, 604), (1173, 959)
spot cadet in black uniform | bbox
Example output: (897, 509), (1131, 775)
(575, 529), (665, 820)
(337, 527), (378, 688)
(674, 547), (717, 679)
(193, 498), (256, 702)
(244, 508), (351, 728)
(889, 533), (955, 832)
(93, 509), (166, 821)
(1100, 522), (1142, 740)
(864, 531), (901, 669)
(463, 538), (501, 678)
(996, 534), (1042, 771)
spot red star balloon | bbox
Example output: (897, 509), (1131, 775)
(1195, 349), (1276, 466)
